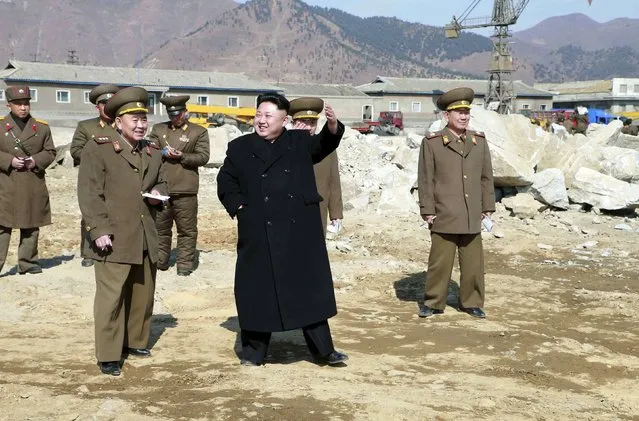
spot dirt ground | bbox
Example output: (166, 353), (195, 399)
(1, 165), (638, 421)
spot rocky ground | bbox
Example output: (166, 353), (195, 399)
(1, 158), (638, 421)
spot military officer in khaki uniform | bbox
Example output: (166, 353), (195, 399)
(78, 87), (168, 376)
(0, 86), (56, 275)
(148, 95), (210, 276)
(71, 84), (120, 267)
(417, 87), (495, 319)
(289, 97), (343, 237)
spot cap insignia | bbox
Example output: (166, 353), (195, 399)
(18, 89), (24, 94)
(136, 102), (143, 107)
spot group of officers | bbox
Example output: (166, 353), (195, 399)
(0, 81), (493, 376)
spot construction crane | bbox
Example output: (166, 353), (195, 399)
(445, 0), (531, 114)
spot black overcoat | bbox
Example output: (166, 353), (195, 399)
(217, 122), (345, 332)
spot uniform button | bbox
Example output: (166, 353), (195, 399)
(267, 221), (273, 226)
(14, 147), (18, 150)
(141, 214), (145, 218)
(261, 173), (267, 178)
(463, 175), (467, 179)
(264, 196), (269, 202)
(288, 193), (294, 199)
(134, 168), (139, 173)
(461, 150), (464, 154)
(284, 169), (290, 174)
(291, 218), (296, 224)
(465, 194), (469, 197)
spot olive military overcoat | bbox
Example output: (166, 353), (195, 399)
(148, 122), (210, 194)
(418, 127), (495, 234)
(0, 114), (56, 228)
(78, 137), (168, 265)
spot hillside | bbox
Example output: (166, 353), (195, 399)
(0, 2), (637, 84)
(0, 0), (237, 66)
(138, 0), (489, 84)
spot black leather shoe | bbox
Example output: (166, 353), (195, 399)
(418, 305), (444, 318)
(18, 266), (43, 275)
(157, 263), (169, 271)
(460, 307), (486, 318)
(240, 359), (261, 366)
(99, 361), (121, 376)
(124, 347), (152, 357)
(314, 351), (349, 366)
(81, 258), (94, 267)
(177, 269), (192, 276)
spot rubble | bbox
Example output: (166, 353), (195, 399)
(568, 168), (639, 211)
(529, 168), (569, 210)
(502, 193), (546, 219)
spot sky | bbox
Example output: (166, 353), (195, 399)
(237, 0), (638, 34)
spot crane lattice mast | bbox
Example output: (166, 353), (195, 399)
(445, 0), (530, 114)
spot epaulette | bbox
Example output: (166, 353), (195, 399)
(426, 131), (441, 139)
(474, 131), (485, 137)
(35, 119), (48, 125)
(93, 136), (112, 144)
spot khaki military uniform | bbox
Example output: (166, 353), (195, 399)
(78, 134), (167, 362)
(0, 114), (56, 273)
(313, 151), (342, 236)
(148, 122), (209, 271)
(71, 117), (120, 258)
(418, 127), (495, 310)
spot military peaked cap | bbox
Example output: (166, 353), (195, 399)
(159, 95), (190, 116)
(289, 97), (324, 120)
(5, 85), (31, 102)
(104, 86), (149, 119)
(89, 84), (120, 105)
(436, 87), (474, 111)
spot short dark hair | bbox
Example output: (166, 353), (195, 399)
(256, 92), (290, 112)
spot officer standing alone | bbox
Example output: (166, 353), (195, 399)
(417, 87), (495, 319)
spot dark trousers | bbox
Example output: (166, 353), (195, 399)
(0, 226), (40, 273)
(240, 320), (335, 364)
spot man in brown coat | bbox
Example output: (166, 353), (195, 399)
(417, 87), (495, 319)
(289, 97), (343, 236)
(71, 84), (120, 267)
(0, 85), (56, 275)
(148, 95), (210, 276)
(78, 87), (168, 376)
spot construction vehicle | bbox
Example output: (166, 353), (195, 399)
(350, 111), (404, 135)
(186, 104), (256, 132)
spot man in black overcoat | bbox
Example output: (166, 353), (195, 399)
(216, 92), (348, 367)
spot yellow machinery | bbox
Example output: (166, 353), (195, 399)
(617, 111), (639, 121)
(186, 104), (256, 130)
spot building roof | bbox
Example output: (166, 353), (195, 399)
(534, 80), (613, 95)
(276, 82), (369, 98)
(358, 76), (553, 98)
(2, 60), (280, 93)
